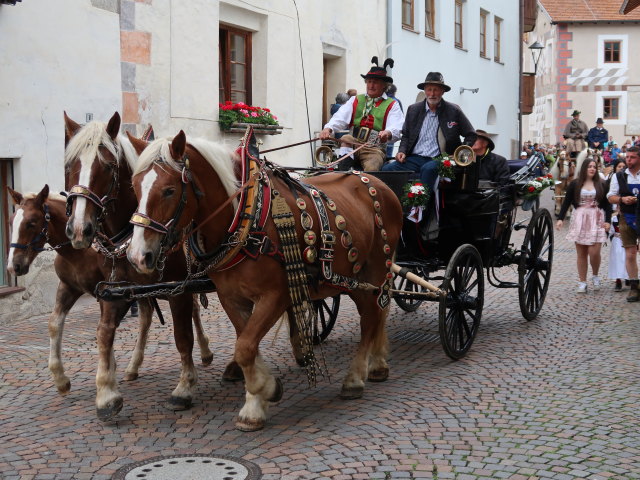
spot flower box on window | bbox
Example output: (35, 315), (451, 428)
(219, 102), (283, 135)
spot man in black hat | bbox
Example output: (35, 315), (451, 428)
(562, 110), (588, 158)
(381, 72), (475, 193)
(471, 129), (511, 185)
(587, 118), (608, 151)
(319, 57), (404, 171)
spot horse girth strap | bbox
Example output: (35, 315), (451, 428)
(271, 189), (321, 386)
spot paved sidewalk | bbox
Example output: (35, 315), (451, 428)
(1, 195), (639, 479)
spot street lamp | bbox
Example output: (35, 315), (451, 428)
(528, 41), (545, 75)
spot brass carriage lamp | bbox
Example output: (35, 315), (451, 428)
(528, 41), (545, 76)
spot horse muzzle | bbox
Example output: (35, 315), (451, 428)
(65, 217), (96, 249)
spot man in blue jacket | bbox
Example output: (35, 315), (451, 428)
(587, 118), (608, 151)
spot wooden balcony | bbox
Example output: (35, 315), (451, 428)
(523, 0), (537, 33)
(521, 74), (535, 115)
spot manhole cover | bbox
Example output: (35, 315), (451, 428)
(390, 330), (440, 343)
(112, 454), (262, 480)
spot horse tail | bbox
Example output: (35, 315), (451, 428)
(574, 149), (589, 179)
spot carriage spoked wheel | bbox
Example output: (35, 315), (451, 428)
(312, 294), (341, 345)
(439, 244), (484, 360)
(518, 208), (554, 321)
(393, 266), (428, 312)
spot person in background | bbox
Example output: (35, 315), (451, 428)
(556, 159), (611, 293)
(607, 146), (640, 302)
(381, 71), (476, 194)
(330, 92), (349, 117)
(519, 151), (528, 161)
(563, 110), (588, 158)
(606, 159), (629, 291)
(385, 84), (403, 158)
(611, 142), (621, 161)
(347, 88), (357, 97)
(587, 118), (608, 151)
(320, 57), (403, 171)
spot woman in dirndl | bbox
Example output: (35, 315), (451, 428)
(556, 159), (611, 293)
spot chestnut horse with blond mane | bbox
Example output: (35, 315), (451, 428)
(126, 129), (402, 430)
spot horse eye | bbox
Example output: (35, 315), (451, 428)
(163, 187), (176, 198)
(26, 221), (36, 229)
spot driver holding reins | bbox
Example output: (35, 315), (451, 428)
(319, 57), (404, 171)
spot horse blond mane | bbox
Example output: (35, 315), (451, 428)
(64, 121), (119, 168)
(134, 137), (238, 199)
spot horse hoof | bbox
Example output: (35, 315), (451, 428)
(123, 372), (139, 381)
(165, 396), (193, 411)
(96, 398), (123, 422)
(339, 385), (364, 400)
(267, 378), (283, 403)
(235, 416), (264, 432)
(222, 361), (244, 382)
(56, 380), (71, 394)
(201, 353), (214, 366)
(367, 367), (389, 382)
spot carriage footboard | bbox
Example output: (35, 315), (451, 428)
(95, 278), (216, 301)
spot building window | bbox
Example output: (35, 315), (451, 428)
(454, 1), (463, 48)
(604, 41), (621, 63)
(1, 159), (15, 287)
(479, 10), (488, 57)
(219, 26), (252, 104)
(425, 0), (435, 37)
(603, 97), (619, 120)
(402, 0), (415, 30)
(494, 17), (502, 62)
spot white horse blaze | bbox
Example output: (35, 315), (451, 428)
(70, 159), (92, 234)
(129, 170), (158, 264)
(7, 208), (25, 272)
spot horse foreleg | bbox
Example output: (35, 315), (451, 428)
(124, 299), (153, 381)
(95, 300), (128, 421)
(221, 299), (253, 382)
(48, 282), (82, 394)
(165, 293), (197, 411)
(192, 296), (214, 365)
(340, 294), (388, 399)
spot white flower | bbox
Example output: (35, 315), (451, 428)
(410, 185), (426, 195)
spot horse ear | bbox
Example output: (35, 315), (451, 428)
(35, 184), (50, 205)
(106, 112), (121, 140)
(170, 130), (187, 161)
(7, 186), (23, 205)
(64, 111), (81, 146)
(126, 131), (149, 156)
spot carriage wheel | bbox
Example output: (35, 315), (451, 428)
(312, 295), (341, 345)
(439, 244), (484, 360)
(518, 208), (554, 321)
(393, 267), (428, 312)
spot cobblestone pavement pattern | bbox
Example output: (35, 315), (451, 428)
(1, 194), (639, 480)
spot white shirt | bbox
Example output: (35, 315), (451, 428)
(324, 94), (404, 142)
(607, 168), (640, 197)
(412, 105), (440, 158)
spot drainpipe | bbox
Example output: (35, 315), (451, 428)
(518, 0), (524, 156)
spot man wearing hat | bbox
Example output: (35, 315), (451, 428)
(587, 118), (608, 151)
(562, 110), (588, 158)
(381, 72), (475, 193)
(471, 130), (510, 185)
(319, 57), (404, 171)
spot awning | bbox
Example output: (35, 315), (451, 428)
(0, 0), (23, 4)
(620, 0), (640, 14)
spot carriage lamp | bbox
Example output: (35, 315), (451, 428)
(528, 41), (545, 76)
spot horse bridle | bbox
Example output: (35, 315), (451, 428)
(65, 144), (121, 222)
(10, 203), (68, 253)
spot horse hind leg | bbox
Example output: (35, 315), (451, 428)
(192, 296), (214, 365)
(48, 282), (82, 394)
(123, 298), (153, 381)
(340, 294), (389, 399)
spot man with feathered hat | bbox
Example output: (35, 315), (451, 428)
(319, 56), (404, 171)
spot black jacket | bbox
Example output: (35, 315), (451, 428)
(398, 99), (476, 156)
(478, 151), (511, 185)
(557, 180), (612, 222)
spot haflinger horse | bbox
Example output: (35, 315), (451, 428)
(550, 150), (576, 215)
(7, 184), (213, 394)
(63, 112), (219, 421)
(126, 129), (403, 431)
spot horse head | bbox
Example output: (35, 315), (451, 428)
(63, 111), (138, 249)
(7, 185), (51, 275)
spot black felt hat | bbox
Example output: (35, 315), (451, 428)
(361, 56), (394, 83)
(596, 117), (604, 124)
(417, 72), (451, 92)
(475, 129), (495, 151)
(571, 110), (581, 117)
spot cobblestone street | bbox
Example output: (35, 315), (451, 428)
(1, 196), (639, 480)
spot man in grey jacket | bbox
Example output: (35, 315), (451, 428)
(382, 72), (476, 193)
(563, 110), (588, 158)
